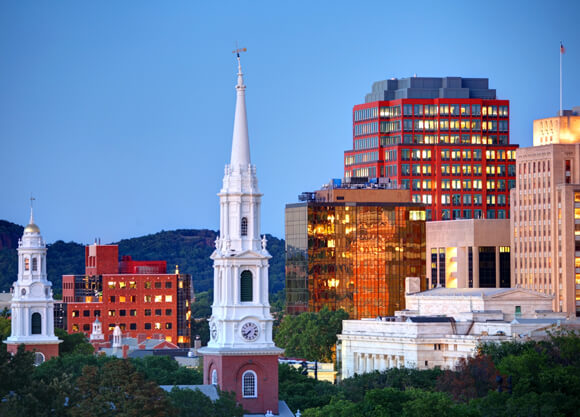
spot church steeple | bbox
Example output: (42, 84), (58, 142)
(198, 53), (283, 415)
(230, 49), (251, 169)
(5, 202), (61, 363)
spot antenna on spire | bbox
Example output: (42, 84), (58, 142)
(232, 44), (247, 87)
(29, 195), (36, 223)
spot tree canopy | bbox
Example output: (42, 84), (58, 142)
(274, 306), (348, 362)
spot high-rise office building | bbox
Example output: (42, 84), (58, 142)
(286, 184), (426, 319)
(511, 107), (580, 316)
(344, 77), (518, 221)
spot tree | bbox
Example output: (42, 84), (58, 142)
(436, 354), (499, 402)
(168, 387), (244, 417)
(131, 355), (202, 385)
(71, 359), (174, 417)
(275, 306), (348, 362)
(55, 328), (94, 356)
(278, 363), (339, 411)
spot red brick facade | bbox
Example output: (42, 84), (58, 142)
(203, 353), (280, 414)
(62, 244), (192, 347)
(6, 342), (60, 361)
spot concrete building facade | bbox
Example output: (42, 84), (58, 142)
(338, 284), (571, 378)
(426, 219), (511, 289)
(511, 108), (580, 317)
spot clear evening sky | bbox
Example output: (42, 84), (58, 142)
(1, 1), (580, 244)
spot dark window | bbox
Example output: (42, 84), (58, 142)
(94, 310), (101, 317)
(165, 282), (172, 289)
(130, 309), (137, 316)
(165, 309), (172, 316)
(499, 247), (511, 288)
(31, 312), (41, 334)
(468, 247), (473, 288)
(240, 270), (253, 302)
(165, 323), (172, 329)
(431, 250), (437, 288)
(145, 309), (152, 316)
(119, 310), (126, 317)
(144, 323), (152, 330)
(155, 282), (162, 289)
(83, 310), (90, 317)
(241, 217), (248, 236)
(438, 250), (446, 287)
(130, 323), (137, 330)
(109, 296), (115, 303)
(479, 247), (496, 287)
(83, 324), (90, 331)
(155, 309), (162, 316)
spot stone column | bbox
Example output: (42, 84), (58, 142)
(495, 246), (501, 288)
(473, 246), (480, 287)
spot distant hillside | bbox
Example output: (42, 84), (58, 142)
(0, 222), (285, 297)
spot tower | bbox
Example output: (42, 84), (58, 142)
(5, 204), (61, 363)
(198, 52), (283, 415)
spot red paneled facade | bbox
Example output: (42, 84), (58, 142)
(344, 98), (518, 221)
(62, 244), (193, 347)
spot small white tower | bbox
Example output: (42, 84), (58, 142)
(5, 201), (61, 363)
(112, 325), (122, 349)
(198, 50), (283, 415)
(89, 317), (104, 342)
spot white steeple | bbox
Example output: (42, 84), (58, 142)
(230, 53), (251, 168)
(90, 317), (104, 342)
(6, 201), (59, 347)
(203, 52), (281, 352)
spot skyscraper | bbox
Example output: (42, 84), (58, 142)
(344, 77), (518, 221)
(511, 107), (580, 317)
(198, 53), (283, 415)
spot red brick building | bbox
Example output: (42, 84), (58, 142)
(344, 77), (518, 221)
(62, 244), (193, 347)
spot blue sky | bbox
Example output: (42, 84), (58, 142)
(1, 0), (579, 244)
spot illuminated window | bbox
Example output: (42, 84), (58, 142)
(144, 295), (152, 303)
(129, 281), (137, 289)
(72, 324), (79, 332)
(165, 295), (173, 302)
(24, 258), (29, 271)
(145, 281), (151, 289)
(119, 281), (126, 289)
(241, 217), (248, 236)
(242, 371), (257, 398)
(108, 282), (116, 289)
(154, 295), (163, 303)
(72, 310), (79, 317)
(119, 296), (126, 302)
(154, 322), (161, 330)
(108, 310), (115, 317)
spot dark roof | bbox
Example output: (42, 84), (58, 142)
(407, 316), (454, 323)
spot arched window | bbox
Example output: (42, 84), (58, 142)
(31, 312), (42, 335)
(211, 369), (218, 386)
(241, 217), (248, 236)
(240, 270), (253, 302)
(242, 370), (257, 398)
(24, 258), (30, 271)
(32, 257), (38, 271)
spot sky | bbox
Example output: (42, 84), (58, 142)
(1, 0), (580, 244)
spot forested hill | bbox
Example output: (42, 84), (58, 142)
(0, 221), (285, 297)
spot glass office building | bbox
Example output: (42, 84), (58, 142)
(286, 192), (426, 319)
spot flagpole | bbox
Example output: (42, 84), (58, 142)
(560, 41), (563, 116)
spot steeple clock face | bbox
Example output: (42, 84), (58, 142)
(241, 321), (259, 341)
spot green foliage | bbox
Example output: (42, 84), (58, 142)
(436, 355), (498, 402)
(278, 364), (339, 411)
(0, 345), (35, 399)
(55, 328), (95, 356)
(47, 240), (85, 298)
(131, 355), (202, 385)
(340, 367), (443, 403)
(275, 306), (348, 362)
(478, 339), (536, 364)
(168, 387), (244, 417)
(70, 359), (173, 417)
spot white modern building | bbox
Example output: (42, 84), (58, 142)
(338, 280), (575, 378)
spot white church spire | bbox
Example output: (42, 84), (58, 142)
(230, 48), (251, 169)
